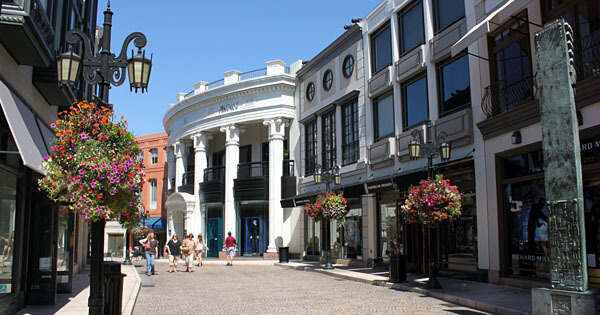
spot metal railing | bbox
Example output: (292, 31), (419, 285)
(237, 161), (268, 179)
(181, 171), (194, 186)
(204, 166), (225, 182)
(481, 66), (533, 118)
(240, 68), (267, 80)
(283, 160), (295, 177)
(207, 78), (225, 89)
(576, 29), (600, 82)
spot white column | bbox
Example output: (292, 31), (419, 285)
(263, 118), (288, 252)
(167, 214), (174, 240)
(220, 125), (240, 239)
(174, 141), (185, 192)
(335, 104), (343, 165)
(167, 146), (175, 191)
(191, 133), (208, 235)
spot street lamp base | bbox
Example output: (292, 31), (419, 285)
(424, 279), (441, 289)
(323, 262), (334, 269)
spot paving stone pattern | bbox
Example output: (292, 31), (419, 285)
(133, 261), (488, 314)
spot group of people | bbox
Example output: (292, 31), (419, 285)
(139, 231), (237, 276)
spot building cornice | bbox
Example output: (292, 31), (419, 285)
(164, 80), (296, 131)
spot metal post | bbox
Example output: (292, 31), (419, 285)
(88, 219), (105, 315)
(425, 155), (440, 289)
(324, 219), (333, 269)
(123, 229), (131, 265)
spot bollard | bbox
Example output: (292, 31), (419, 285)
(389, 254), (407, 283)
(278, 247), (289, 263)
(104, 261), (126, 315)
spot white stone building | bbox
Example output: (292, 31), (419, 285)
(163, 60), (303, 258)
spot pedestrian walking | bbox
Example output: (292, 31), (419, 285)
(140, 232), (158, 276)
(195, 234), (208, 266)
(165, 234), (182, 273)
(223, 231), (236, 266)
(182, 233), (196, 272)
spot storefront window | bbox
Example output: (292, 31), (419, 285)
(504, 178), (549, 279)
(107, 234), (124, 259)
(57, 206), (71, 272)
(0, 169), (17, 295)
(344, 208), (362, 259)
(306, 218), (320, 256)
(379, 202), (398, 261)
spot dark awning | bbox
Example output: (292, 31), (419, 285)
(342, 183), (366, 198)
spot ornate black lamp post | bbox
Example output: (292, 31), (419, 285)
(56, 2), (151, 314)
(408, 121), (451, 289)
(314, 164), (341, 269)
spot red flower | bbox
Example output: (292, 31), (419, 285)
(97, 194), (103, 199)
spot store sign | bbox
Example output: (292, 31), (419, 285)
(365, 178), (396, 194)
(0, 284), (10, 293)
(580, 135), (600, 165)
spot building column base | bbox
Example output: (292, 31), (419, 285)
(263, 252), (279, 260)
(532, 288), (597, 315)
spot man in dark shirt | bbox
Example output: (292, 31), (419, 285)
(165, 234), (182, 273)
(223, 231), (237, 266)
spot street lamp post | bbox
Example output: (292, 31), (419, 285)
(314, 164), (341, 269)
(56, 2), (151, 314)
(408, 121), (451, 289)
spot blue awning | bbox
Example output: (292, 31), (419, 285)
(144, 217), (165, 229)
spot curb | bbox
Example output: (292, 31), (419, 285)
(275, 263), (529, 315)
(122, 265), (141, 315)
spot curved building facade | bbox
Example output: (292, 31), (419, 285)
(164, 60), (302, 258)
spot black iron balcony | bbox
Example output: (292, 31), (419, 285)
(204, 166), (225, 182)
(576, 29), (600, 82)
(177, 171), (195, 194)
(482, 66), (533, 118)
(237, 161), (268, 179)
(282, 160), (296, 199)
(0, 0), (56, 67)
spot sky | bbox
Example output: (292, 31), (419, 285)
(97, 0), (381, 137)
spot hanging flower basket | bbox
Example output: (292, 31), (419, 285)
(304, 191), (349, 224)
(38, 100), (145, 228)
(131, 225), (153, 239)
(401, 174), (462, 226)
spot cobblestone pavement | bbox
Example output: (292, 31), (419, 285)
(133, 261), (489, 315)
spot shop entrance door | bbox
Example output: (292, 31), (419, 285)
(206, 218), (222, 258)
(243, 217), (267, 254)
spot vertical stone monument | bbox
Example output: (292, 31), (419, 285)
(532, 19), (597, 314)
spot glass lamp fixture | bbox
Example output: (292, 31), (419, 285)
(57, 51), (81, 86)
(408, 138), (421, 159)
(440, 142), (451, 161)
(333, 166), (341, 185)
(314, 164), (323, 184)
(127, 49), (152, 93)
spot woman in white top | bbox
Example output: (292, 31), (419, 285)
(195, 234), (208, 266)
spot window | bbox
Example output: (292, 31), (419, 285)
(371, 23), (392, 74)
(402, 73), (428, 129)
(542, 0), (600, 81)
(433, 0), (465, 33)
(150, 148), (158, 164)
(137, 149), (144, 162)
(399, 0), (424, 55)
(150, 179), (157, 209)
(488, 12), (532, 114)
(306, 82), (315, 102)
(304, 121), (317, 176)
(323, 70), (333, 91)
(322, 111), (336, 170)
(343, 55), (355, 78)
(0, 169), (18, 295)
(438, 54), (471, 116)
(373, 92), (395, 140)
(342, 99), (359, 164)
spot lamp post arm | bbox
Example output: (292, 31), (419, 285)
(116, 32), (148, 62)
(410, 128), (424, 145)
(66, 29), (103, 86)
(435, 131), (448, 145)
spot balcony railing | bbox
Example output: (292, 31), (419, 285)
(482, 66), (533, 118)
(240, 68), (267, 80)
(576, 30), (600, 82)
(204, 166), (225, 182)
(237, 162), (268, 179)
(207, 78), (225, 89)
(283, 160), (295, 177)
(181, 171), (194, 186)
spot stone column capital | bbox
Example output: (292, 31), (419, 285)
(263, 118), (288, 141)
(220, 124), (240, 146)
(190, 133), (207, 152)
(173, 141), (183, 159)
